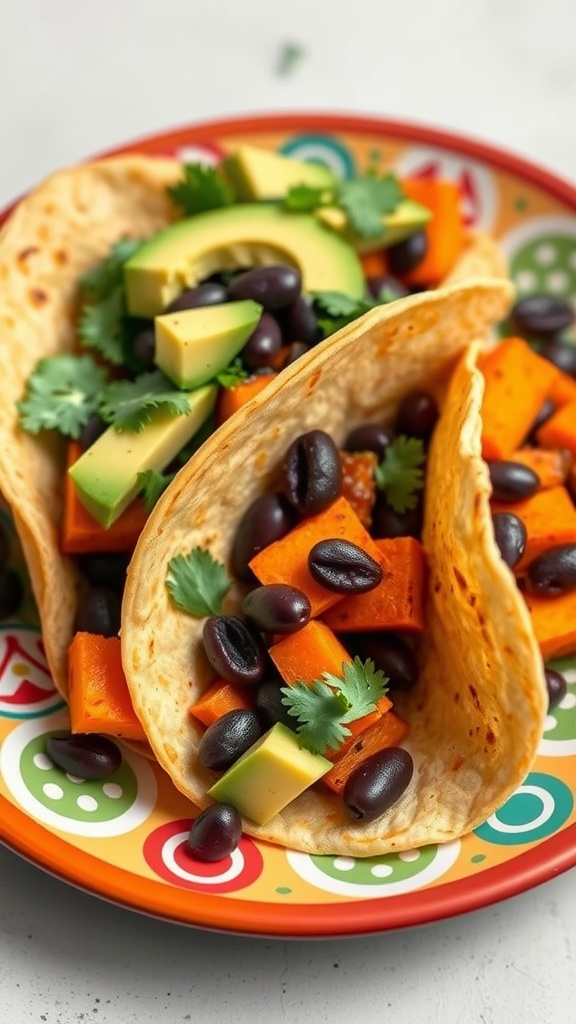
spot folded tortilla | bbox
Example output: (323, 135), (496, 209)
(121, 279), (547, 857)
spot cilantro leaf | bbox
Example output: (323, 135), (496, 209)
(281, 657), (389, 755)
(215, 357), (249, 388)
(78, 286), (125, 365)
(137, 468), (177, 514)
(276, 40), (306, 76)
(283, 184), (328, 212)
(168, 164), (235, 216)
(17, 354), (108, 439)
(79, 239), (143, 300)
(99, 371), (191, 433)
(338, 173), (404, 238)
(165, 548), (231, 617)
(312, 288), (395, 338)
(374, 435), (426, 513)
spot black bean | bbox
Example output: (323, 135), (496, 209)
(541, 338), (576, 377)
(228, 265), (301, 311)
(241, 312), (282, 369)
(0, 522), (9, 569)
(231, 493), (296, 581)
(243, 584), (311, 635)
(488, 460), (540, 502)
(132, 326), (156, 370)
(74, 586), (121, 637)
(79, 413), (107, 452)
(284, 341), (310, 366)
(371, 494), (423, 540)
(308, 538), (382, 594)
(388, 231), (428, 275)
(46, 732), (121, 780)
(0, 568), (23, 620)
(491, 512), (527, 570)
(188, 804), (242, 862)
(198, 709), (262, 772)
(255, 677), (296, 730)
(367, 274), (410, 301)
(344, 422), (394, 457)
(545, 668), (567, 708)
(75, 553), (130, 590)
(203, 616), (267, 686)
(527, 544), (576, 595)
(395, 390), (438, 441)
(344, 747), (413, 821)
(164, 282), (228, 312)
(349, 633), (419, 691)
(511, 294), (574, 338)
(283, 430), (342, 516)
(279, 295), (319, 344)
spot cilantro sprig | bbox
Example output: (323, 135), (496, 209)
(374, 436), (426, 513)
(284, 171), (405, 239)
(137, 468), (177, 513)
(17, 354), (108, 439)
(168, 163), (235, 216)
(166, 547), (231, 617)
(77, 238), (142, 366)
(215, 357), (249, 388)
(312, 288), (395, 337)
(281, 658), (388, 755)
(98, 371), (191, 433)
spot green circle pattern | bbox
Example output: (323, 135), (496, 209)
(311, 844), (437, 886)
(510, 234), (576, 299)
(543, 657), (576, 742)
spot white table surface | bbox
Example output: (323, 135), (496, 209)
(1, 1), (575, 1022)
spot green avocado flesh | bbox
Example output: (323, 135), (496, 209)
(69, 384), (217, 528)
(316, 198), (432, 254)
(154, 299), (262, 389)
(222, 144), (336, 201)
(207, 722), (332, 826)
(124, 203), (365, 318)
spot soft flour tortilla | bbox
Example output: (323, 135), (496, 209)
(121, 279), (547, 857)
(0, 154), (506, 703)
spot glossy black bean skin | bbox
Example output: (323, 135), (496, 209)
(388, 231), (428, 275)
(132, 326), (156, 369)
(284, 341), (310, 366)
(188, 804), (242, 862)
(228, 265), (301, 311)
(164, 282), (228, 313)
(283, 430), (342, 516)
(349, 633), (419, 691)
(488, 460), (540, 502)
(255, 678), (296, 730)
(74, 586), (120, 637)
(395, 390), (438, 441)
(231, 493), (296, 581)
(79, 413), (107, 451)
(198, 709), (262, 772)
(527, 544), (576, 595)
(491, 512), (527, 570)
(243, 584), (311, 635)
(511, 294), (574, 338)
(76, 553), (130, 590)
(367, 274), (410, 301)
(279, 295), (319, 344)
(541, 338), (576, 377)
(0, 568), (23, 620)
(371, 494), (423, 540)
(46, 732), (121, 780)
(344, 747), (413, 821)
(241, 312), (282, 369)
(344, 422), (394, 457)
(308, 539), (382, 594)
(545, 668), (567, 708)
(203, 616), (267, 686)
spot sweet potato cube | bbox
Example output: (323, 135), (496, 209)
(269, 621), (351, 687)
(216, 374), (275, 425)
(536, 400), (576, 458)
(511, 447), (571, 491)
(339, 450), (378, 527)
(189, 679), (255, 727)
(322, 711), (409, 794)
(491, 486), (576, 574)
(62, 443), (147, 554)
(549, 371), (576, 408)
(322, 537), (427, 633)
(68, 633), (146, 742)
(249, 495), (382, 616)
(524, 589), (576, 661)
(480, 338), (559, 459)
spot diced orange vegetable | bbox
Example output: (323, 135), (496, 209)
(189, 678), (255, 727)
(511, 447), (571, 490)
(491, 485), (576, 574)
(536, 400), (576, 458)
(322, 711), (409, 794)
(68, 632), (146, 742)
(480, 338), (559, 460)
(325, 694), (393, 762)
(340, 450), (378, 527)
(249, 495), (382, 616)
(549, 371), (576, 408)
(269, 621), (352, 686)
(61, 443), (147, 554)
(524, 589), (576, 661)
(360, 249), (388, 278)
(216, 374), (276, 425)
(322, 537), (427, 633)
(400, 179), (464, 286)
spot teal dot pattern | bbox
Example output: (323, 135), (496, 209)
(475, 772), (573, 846)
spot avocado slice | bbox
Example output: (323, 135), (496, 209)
(69, 384), (217, 528)
(155, 299), (262, 389)
(316, 198), (432, 254)
(124, 204), (364, 318)
(222, 144), (335, 201)
(207, 722), (331, 826)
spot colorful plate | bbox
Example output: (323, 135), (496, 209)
(1, 113), (575, 938)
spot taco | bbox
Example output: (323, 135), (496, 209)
(0, 149), (506, 715)
(120, 278), (548, 858)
